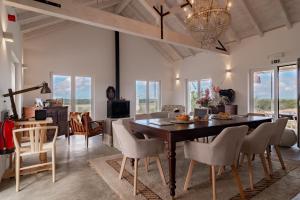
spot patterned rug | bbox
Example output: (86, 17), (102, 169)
(89, 146), (299, 200)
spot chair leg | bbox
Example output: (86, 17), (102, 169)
(156, 156), (166, 186)
(231, 164), (246, 200)
(144, 158), (149, 173)
(86, 135), (89, 148)
(184, 160), (196, 191)
(119, 156), (127, 180)
(133, 158), (138, 196)
(211, 165), (216, 200)
(259, 153), (271, 180)
(217, 166), (225, 176)
(52, 147), (56, 183)
(239, 153), (245, 166)
(246, 154), (254, 190)
(266, 148), (273, 174)
(274, 145), (286, 170)
(15, 154), (20, 192)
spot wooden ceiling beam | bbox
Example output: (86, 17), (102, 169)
(239, 0), (263, 36)
(276, 0), (292, 29)
(5, 0), (227, 54)
(21, 17), (64, 33)
(115, 0), (132, 14)
(126, 4), (181, 61)
(86, 0), (121, 9)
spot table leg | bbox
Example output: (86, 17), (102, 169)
(168, 139), (176, 199)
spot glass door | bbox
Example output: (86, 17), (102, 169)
(278, 65), (298, 146)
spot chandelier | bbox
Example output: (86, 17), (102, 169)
(185, 0), (231, 48)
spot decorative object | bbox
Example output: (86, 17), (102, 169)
(3, 82), (51, 120)
(185, 0), (231, 48)
(280, 129), (297, 147)
(106, 86), (116, 101)
(196, 86), (228, 108)
(107, 100), (130, 118)
(219, 89), (235, 103)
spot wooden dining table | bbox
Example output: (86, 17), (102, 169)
(130, 115), (272, 199)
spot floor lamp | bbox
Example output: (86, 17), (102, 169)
(2, 82), (52, 120)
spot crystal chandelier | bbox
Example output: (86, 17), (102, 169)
(185, 0), (232, 48)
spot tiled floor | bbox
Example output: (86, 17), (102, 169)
(0, 136), (300, 200)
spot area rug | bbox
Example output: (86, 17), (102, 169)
(89, 146), (299, 200)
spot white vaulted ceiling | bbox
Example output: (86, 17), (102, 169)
(14, 0), (300, 62)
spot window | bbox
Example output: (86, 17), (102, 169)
(251, 70), (274, 115)
(136, 80), (161, 114)
(52, 75), (72, 107)
(75, 76), (92, 113)
(52, 74), (93, 114)
(187, 79), (212, 113)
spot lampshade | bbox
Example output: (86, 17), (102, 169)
(40, 82), (52, 94)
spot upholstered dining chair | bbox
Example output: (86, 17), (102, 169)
(240, 122), (277, 190)
(112, 119), (166, 196)
(13, 126), (58, 192)
(183, 125), (249, 200)
(266, 117), (288, 174)
(69, 112), (105, 148)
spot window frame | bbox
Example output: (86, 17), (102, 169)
(50, 73), (94, 118)
(135, 80), (161, 114)
(186, 78), (212, 114)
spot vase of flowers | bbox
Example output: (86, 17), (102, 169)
(196, 86), (228, 113)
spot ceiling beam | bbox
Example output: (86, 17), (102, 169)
(4, 0), (228, 55)
(126, 4), (181, 61)
(115, 0), (132, 14)
(239, 0), (263, 36)
(85, 0), (121, 9)
(21, 17), (64, 33)
(137, 0), (160, 25)
(276, 0), (292, 29)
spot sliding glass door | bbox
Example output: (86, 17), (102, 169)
(251, 62), (300, 147)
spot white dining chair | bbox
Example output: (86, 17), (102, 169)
(240, 122), (277, 190)
(266, 117), (288, 173)
(112, 119), (166, 196)
(13, 126), (58, 192)
(183, 125), (249, 200)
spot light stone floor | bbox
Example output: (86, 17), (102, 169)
(0, 136), (300, 200)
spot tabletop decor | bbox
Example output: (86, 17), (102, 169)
(196, 86), (228, 111)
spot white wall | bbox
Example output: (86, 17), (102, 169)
(173, 23), (300, 114)
(0, 0), (23, 181)
(23, 22), (173, 119)
(0, 1), (23, 115)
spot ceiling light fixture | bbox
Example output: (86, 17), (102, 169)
(185, 0), (232, 48)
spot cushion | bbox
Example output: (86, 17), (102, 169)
(280, 129), (297, 147)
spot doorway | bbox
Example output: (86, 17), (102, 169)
(250, 62), (299, 147)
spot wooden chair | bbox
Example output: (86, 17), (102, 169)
(13, 126), (58, 192)
(69, 112), (105, 148)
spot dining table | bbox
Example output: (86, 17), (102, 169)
(130, 115), (272, 199)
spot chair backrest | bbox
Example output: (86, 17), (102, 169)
(135, 114), (151, 120)
(210, 125), (248, 165)
(13, 126), (58, 155)
(161, 105), (185, 113)
(246, 113), (266, 117)
(269, 117), (288, 145)
(69, 112), (85, 133)
(243, 122), (277, 153)
(112, 120), (138, 157)
(150, 112), (169, 119)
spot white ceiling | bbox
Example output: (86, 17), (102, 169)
(15, 0), (300, 62)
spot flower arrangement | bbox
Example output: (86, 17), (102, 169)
(196, 86), (228, 108)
